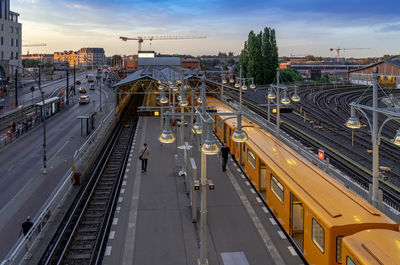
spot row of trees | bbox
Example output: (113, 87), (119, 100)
(239, 27), (279, 85)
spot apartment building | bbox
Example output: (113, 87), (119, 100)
(53, 50), (78, 67)
(0, 0), (22, 78)
(78, 48), (105, 67)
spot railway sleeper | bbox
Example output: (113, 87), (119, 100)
(69, 243), (93, 251)
(78, 226), (99, 233)
(64, 253), (91, 260)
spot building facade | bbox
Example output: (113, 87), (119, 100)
(0, 0), (22, 78)
(53, 50), (78, 68)
(78, 48), (105, 67)
(22, 53), (54, 64)
(348, 61), (400, 88)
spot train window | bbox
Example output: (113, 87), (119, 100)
(271, 175), (284, 204)
(346, 256), (356, 265)
(312, 219), (325, 253)
(336, 236), (344, 263)
(247, 150), (256, 168)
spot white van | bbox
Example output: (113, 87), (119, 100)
(89, 84), (95, 90)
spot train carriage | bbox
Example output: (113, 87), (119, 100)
(342, 229), (400, 265)
(207, 97), (399, 265)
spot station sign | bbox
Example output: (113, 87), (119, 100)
(318, 149), (324, 160)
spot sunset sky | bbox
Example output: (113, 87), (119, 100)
(13, 0), (400, 57)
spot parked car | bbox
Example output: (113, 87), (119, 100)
(89, 84), (95, 90)
(78, 95), (90, 104)
(78, 87), (87, 93)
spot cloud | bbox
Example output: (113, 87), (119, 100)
(379, 24), (400, 32)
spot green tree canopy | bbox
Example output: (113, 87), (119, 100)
(280, 68), (303, 82)
(239, 27), (278, 85)
(22, 59), (40, 68)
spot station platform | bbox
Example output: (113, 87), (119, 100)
(102, 117), (304, 265)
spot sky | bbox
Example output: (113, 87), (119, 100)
(13, 0), (400, 58)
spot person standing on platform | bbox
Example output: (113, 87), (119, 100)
(219, 142), (230, 172)
(19, 216), (33, 237)
(138, 143), (150, 173)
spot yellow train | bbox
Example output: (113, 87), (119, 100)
(207, 97), (400, 265)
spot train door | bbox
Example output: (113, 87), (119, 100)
(290, 193), (304, 252)
(259, 162), (267, 199)
(241, 143), (246, 166)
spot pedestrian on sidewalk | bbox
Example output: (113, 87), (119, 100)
(138, 143), (150, 173)
(219, 142), (230, 172)
(19, 216), (33, 237)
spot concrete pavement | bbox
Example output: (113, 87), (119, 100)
(102, 117), (304, 265)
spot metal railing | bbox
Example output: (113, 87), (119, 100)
(227, 99), (400, 224)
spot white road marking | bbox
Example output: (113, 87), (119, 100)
(262, 207), (269, 214)
(278, 231), (287, 239)
(241, 175), (246, 179)
(269, 218), (277, 225)
(256, 197), (262, 203)
(127, 163), (131, 167)
(120, 189), (125, 194)
(117, 206), (121, 211)
(118, 197), (123, 203)
(112, 218), (118, 225)
(288, 246), (298, 256)
(125, 168), (130, 172)
(237, 168), (241, 172)
(48, 140), (70, 164)
(129, 154), (132, 157)
(122, 181), (127, 186)
(124, 175), (128, 179)
(245, 181), (250, 186)
(109, 231), (115, 239)
(128, 158), (132, 162)
(250, 188), (256, 194)
(105, 246), (112, 256)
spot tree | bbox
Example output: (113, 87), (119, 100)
(228, 52), (234, 57)
(305, 55), (315, 61)
(280, 68), (303, 82)
(218, 52), (227, 57)
(239, 27), (279, 85)
(382, 54), (391, 61)
(227, 58), (235, 65)
(22, 59), (40, 68)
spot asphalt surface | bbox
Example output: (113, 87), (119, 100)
(0, 78), (115, 260)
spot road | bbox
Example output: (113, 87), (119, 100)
(0, 78), (115, 260)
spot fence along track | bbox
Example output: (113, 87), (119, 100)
(40, 95), (141, 265)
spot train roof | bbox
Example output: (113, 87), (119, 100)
(242, 126), (397, 228)
(206, 97), (258, 128)
(343, 229), (400, 265)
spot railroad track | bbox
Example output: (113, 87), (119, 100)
(39, 95), (141, 265)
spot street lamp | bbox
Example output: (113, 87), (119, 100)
(159, 112), (175, 144)
(345, 73), (400, 207)
(10, 63), (47, 174)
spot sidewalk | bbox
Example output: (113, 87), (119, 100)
(102, 117), (304, 265)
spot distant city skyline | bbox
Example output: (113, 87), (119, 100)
(14, 0), (400, 58)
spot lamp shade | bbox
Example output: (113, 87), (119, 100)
(234, 83), (240, 88)
(192, 122), (202, 135)
(250, 83), (256, 89)
(222, 79), (227, 84)
(346, 117), (361, 129)
(281, 95), (291, 105)
(179, 98), (188, 106)
(241, 84), (247, 90)
(159, 129), (175, 144)
(392, 129), (400, 146)
(159, 95), (168, 104)
(267, 89), (276, 100)
(291, 93), (301, 102)
(231, 128), (248, 143)
(197, 96), (202, 104)
(201, 141), (219, 155)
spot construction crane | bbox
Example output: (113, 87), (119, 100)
(22, 43), (47, 47)
(330, 47), (370, 62)
(119, 35), (207, 51)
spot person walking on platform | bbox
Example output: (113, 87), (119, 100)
(19, 216), (33, 237)
(138, 143), (150, 173)
(219, 142), (230, 172)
